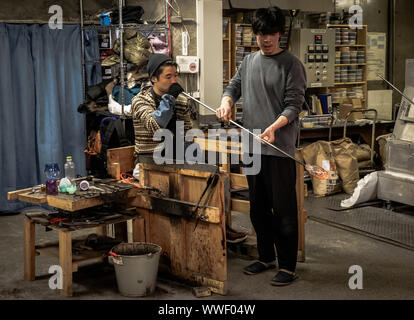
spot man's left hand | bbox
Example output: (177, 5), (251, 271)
(259, 126), (275, 144)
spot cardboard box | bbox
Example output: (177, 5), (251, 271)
(337, 98), (363, 120)
(368, 90), (393, 120)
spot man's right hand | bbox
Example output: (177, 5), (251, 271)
(216, 97), (233, 123)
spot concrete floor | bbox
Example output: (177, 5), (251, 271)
(1, 198), (414, 300)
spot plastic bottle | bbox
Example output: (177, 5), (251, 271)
(64, 156), (76, 181)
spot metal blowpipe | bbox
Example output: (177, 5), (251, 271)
(181, 92), (329, 180)
(377, 73), (414, 106)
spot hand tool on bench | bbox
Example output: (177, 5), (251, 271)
(193, 173), (219, 231)
(120, 172), (165, 196)
(49, 217), (69, 224)
(181, 91), (329, 180)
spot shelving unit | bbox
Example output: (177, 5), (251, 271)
(231, 23), (260, 76)
(222, 17), (231, 86)
(228, 23), (260, 123)
(79, 0), (170, 175)
(325, 24), (368, 111)
(79, 0), (170, 114)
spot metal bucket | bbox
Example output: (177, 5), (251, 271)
(109, 242), (162, 297)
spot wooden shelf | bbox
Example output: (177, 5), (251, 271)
(325, 23), (368, 109)
(327, 24), (368, 28)
(335, 64), (366, 66)
(223, 17), (232, 84)
(336, 44), (366, 47)
(334, 81), (366, 85)
(235, 44), (259, 48)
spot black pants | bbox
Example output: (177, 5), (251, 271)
(246, 155), (298, 272)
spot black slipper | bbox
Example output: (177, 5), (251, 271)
(270, 269), (298, 286)
(243, 261), (276, 275)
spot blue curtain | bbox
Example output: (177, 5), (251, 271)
(0, 24), (101, 212)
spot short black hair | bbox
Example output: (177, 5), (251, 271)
(151, 60), (178, 82)
(252, 7), (285, 35)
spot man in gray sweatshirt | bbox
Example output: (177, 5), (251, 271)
(217, 7), (306, 286)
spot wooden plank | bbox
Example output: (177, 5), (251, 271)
(230, 173), (248, 188)
(24, 218), (36, 281)
(107, 162), (121, 180)
(107, 145), (135, 174)
(184, 175), (227, 286)
(17, 192), (47, 204)
(95, 226), (107, 236)
(59, 230), (72, 297)
(47, 195), (104, 212)
(192, 286), (212, 298)
(191, 276), (227, 295)
(231, 199), (250, 213)
(147, 170), (171, 197)
(114, 222), (128, 242)
(179, 173), (221, 207)
(124, 193), (153, 209)
(131, 215), (146, 242)
(141, 162), (178, 173)
(179, 169), (212, 178)
(127, 193), (220, 224)
(8, 187), (42, 200)
(138, 165), (228, 294)
(45, 188), (139, 212)
(223, 175), (232, 227)
(194, 138), (242, 155)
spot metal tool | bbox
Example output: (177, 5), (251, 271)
(181, 92), (329, 180)
(193, 174), (219, 230)
(27, 184), (44, 195)
(377, 73), (414, 106)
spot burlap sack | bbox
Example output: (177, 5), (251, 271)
(376, 133), (392, 168)
(358, 160), (372, 168)
(301, 141), (342, 196)
(354, 144), (372, 161)
(330, 138), (359, 194)
(102, 30), (153, 68)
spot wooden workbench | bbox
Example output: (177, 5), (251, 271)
(9, 180), (144, 297)
(107, 142), (306, 294)
(23, 213), (143, 297)
(11, 134), (306, 297)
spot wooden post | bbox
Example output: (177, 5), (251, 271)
(131, 215), (146, 242)
(114, 222), (128, 242)
(23, 218), (36, 281)
(95, 226), (107, 236)
(59, 230), (72, 297)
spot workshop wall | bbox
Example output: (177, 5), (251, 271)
(335, 0), (414, 105)
(2, 0), (413, 108)
(393, 0), (414, 103)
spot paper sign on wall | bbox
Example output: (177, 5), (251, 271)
(367, 32), (386, 81)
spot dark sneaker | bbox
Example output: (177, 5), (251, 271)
(226, 228), (247, 244)
(243, 261), (276, 275)
(270, 269), (298, 286)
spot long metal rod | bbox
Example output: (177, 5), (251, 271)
(80, 0), (86, 101)
(181, 92), (306, 167)
(378, 73), (414, 106)
(119, 0), (125, 117)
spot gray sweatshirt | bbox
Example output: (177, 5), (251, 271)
(223, 49), (306, 158)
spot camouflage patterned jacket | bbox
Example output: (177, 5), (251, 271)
(131, 86), (192, 157)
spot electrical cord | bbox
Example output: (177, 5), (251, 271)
(120, 172), (142, 188)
